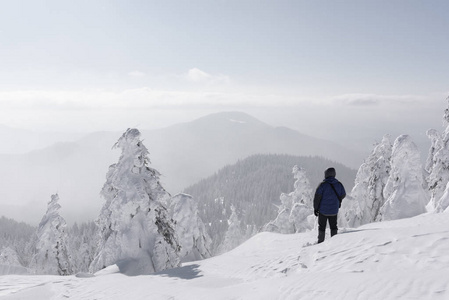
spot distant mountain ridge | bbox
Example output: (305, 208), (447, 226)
(0, 111), (362, 224)
(0, 124), (84, 154)
(143, 111), (363, 192)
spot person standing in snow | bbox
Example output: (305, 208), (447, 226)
(313, 167), (346, 243)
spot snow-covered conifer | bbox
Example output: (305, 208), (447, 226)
(425, 129), (442, 175)
(345, 135), (392, 227)
(169, 193), (212, 262)
(0, 247), (21, 266)
(69, 221), (97, 273)
(244, 224), (258, 241)
(290, 166), (314, 232)
(378, 135), (428, 221)
(290, 165), (313, 207)
(90, 128), (180, 275)
(0, 247), (30, 275)
(218, 205), (244, 254)
(264, 166), (313, 233)
(263, 192), (295, 234)
(290, 203), (314, 233)
(30, 194), (73, 275)
(426, 98), (449, 212)
(343, 163), (369, 228)
(435, 182), (449, 212)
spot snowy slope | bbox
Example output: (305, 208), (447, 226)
(1, 212), (448, 300)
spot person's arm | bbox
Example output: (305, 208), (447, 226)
(339, 182), (346, 200)
(313, 184), (323, 216)
(338, 182), (346, 208)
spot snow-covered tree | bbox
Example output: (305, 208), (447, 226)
(435, 182), (449, 213)
(0, 216), (36, 268)
(344, 164), (370, 228)
(0, 247), (21, 266)
(69, 221), (97, 273)
(218, 205), (244, 254)
(0, 247), (30, 275)
(426, 98), (449, 212)
(30, 194), (73, 275)
(289, 166), (314, 232)
(425, 129), (443, 175)
(263, 166), (313, 233)
(290, 202), (314, 233)
(290, 165), (314, 207)
(244, 224), (258, 241)
(377, 135), (428, 221)
(263, 192), (295, 234)
(90, 128), (180, 275)
(168, 193), (212, 262)
(344, 135), (392, 227)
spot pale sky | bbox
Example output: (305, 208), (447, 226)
(0, 0), (448, 153)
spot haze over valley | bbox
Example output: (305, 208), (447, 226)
(0, 111), (361, 224)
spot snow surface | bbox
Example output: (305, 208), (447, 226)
(1, 212), (449, 299)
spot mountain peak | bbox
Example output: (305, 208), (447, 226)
(187, 111), (271, 130)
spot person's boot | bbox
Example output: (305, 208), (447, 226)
(331, 229), (338, 237)
(317, 230), (325, 243)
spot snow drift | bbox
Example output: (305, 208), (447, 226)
(1, 211), (448, 299)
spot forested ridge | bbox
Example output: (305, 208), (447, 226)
(0, 216), (36, 266)
(184, 154), (356, 253)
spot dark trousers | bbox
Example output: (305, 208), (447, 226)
(317, 213), (338, 243)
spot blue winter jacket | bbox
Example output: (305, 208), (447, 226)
(313, 177), (346, 215)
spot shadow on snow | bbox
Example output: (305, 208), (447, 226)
(152, 264), (203, 280)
